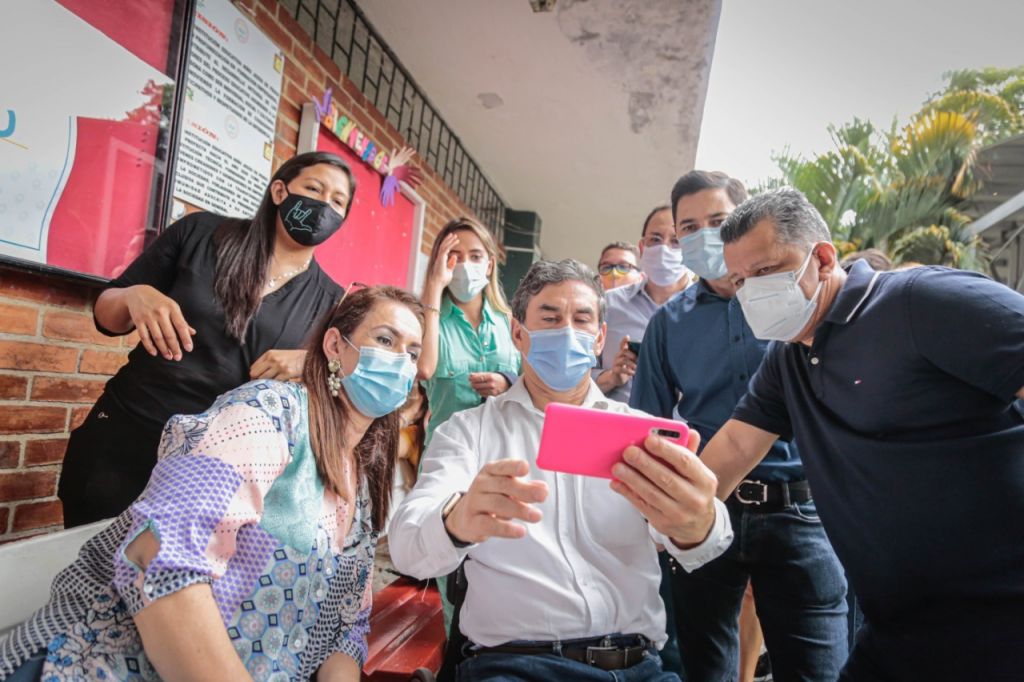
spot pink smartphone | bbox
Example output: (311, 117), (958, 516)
(536, 403), (690, 479)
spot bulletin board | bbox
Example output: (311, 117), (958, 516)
(303, 119), (425, 290)
(0, 0), (185, 280)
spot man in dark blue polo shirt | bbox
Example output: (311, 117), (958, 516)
(632, 172), (847, 681)
(698, 187), (1024, 681)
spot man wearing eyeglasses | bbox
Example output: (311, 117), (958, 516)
(631, 172), (847, 681)
(593, 207), (695, 403)
(597, 241), (643, 291)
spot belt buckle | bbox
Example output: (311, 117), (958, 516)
(736, 479), (767, 505)
(585, 636), (622, 668)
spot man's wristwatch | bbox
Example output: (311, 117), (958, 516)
(442, 491), (471, 548)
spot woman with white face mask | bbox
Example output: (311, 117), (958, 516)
(418, 218), (520, 444)
(417, 216), (520, 646)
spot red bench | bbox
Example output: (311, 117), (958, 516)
(363, 577), (445, 681)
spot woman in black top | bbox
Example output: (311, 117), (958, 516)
(57, 151), (354, 527)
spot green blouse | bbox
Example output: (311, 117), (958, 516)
(422, 296), (520, 444)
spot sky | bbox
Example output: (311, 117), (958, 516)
(695, 0), (1024, 188)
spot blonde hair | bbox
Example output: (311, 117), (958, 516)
(428, 216), (511, 316)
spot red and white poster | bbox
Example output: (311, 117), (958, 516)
(0, 0), (179, 279)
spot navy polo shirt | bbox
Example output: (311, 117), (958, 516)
(733, 260), (1024, 676)
(631, 279), (802, 482)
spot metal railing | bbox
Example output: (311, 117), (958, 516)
(284, 0), (507, 236)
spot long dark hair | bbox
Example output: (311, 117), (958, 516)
(303, 286), (424, 532)
(213, 152), (357, 341)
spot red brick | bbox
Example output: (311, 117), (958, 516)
(0, 470), (58, 501)
(31, 377), (106, 403)
(12, 499), (63, 532)
(0, 268), (95, 309)
(275, 137), (297, 161)
(0, 373), (28, 400)
(284, 79), (308, 110)
(79, 350), (129, 375)
(283, 55), (306, 90)
(276, 3), (311, 45)
(258, 6), (294, 53)
(69, 406), (91, 430)
(0, 302), (38, 335)
(0, 440), (19, 468)
(0, 506), (8, 534)
(24, 438), (66, 467)
(0, 340), (79, 373)
(0, 406), (67, 435)
(43, 310), (120, 347)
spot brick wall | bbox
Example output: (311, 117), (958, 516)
(0, 0), (482, 541)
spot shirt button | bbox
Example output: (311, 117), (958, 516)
(739, 374), (747, 381)
(810, 356), (820, 365)
(732, 335), (740, 342)
(143, 584), (154, 595)
(316, 587), (325, 599)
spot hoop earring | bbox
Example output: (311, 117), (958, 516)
(327, 358), (343, 397)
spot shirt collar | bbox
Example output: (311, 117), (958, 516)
(691, 278), (725, 303)
(824, 259), (881, 326)
(501, 376), (615, 416)
(442, 295), (496, 324)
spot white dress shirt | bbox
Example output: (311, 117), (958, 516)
(388, 378), (734, 647)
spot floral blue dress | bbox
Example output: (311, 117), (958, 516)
(0, 381), (377, 681)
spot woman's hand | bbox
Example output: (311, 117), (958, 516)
(426, 233), (460, 291)
(468, 372), (511, 398)
(123, 285), (196, 361)
(250, 349), (308, 381)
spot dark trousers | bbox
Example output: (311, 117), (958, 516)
(57, 392), (162, 528)
(672, 498), (848, 682)
(658, 551), (683, 675)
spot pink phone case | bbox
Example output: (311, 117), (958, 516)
(536, 403), (690, 479)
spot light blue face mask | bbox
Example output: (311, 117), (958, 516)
(525, 325), (597, 392)
(680, 227), (729, 281)
(340, 338), (417, 418)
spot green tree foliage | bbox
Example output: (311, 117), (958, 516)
(772, 67), (1024, 270)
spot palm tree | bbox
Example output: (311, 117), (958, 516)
(772, 67), (1024, 271)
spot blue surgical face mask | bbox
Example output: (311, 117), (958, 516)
(340, 338), (417, 418)
(525, 325), (597, 392)
(680, 227), (729, 281)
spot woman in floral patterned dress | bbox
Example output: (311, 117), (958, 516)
(0, 286), (423, 682)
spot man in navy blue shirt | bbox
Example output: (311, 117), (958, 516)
(696, 187), (1024, 680)
(632, 172), (848, 681)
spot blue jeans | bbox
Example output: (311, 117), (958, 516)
(671, 499), (848, 682)
(456, 643), (680, 681)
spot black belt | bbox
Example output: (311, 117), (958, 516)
(469, 634), (649, 671)
(731, 479), (812, 512)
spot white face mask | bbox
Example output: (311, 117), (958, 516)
(736, 247), (823, 342)
(639, 244), (691, 286)
(449, 260), (489, 302)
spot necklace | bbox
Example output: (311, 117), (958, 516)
(266, 258), (312, 290)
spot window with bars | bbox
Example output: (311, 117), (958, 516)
(284, 0), (507, 237)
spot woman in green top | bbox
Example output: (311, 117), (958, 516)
(418, 216), (520, 445)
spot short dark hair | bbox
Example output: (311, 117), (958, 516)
(670, 171), (748, 222)
(720, 187), (830, 247)
(641, 204), (671, 236)
(511, 259), (606, 324)
(841, 248), (893, 271)
(599, 241), (640, 262)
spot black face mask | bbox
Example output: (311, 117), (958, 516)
(278, 191), (346, 246)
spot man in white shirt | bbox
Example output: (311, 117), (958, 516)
(595, 205), (695, 404)
(389, 259), (733, 681)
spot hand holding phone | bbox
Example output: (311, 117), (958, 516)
(627, 340), (642, 355)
